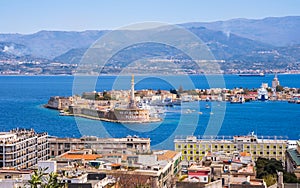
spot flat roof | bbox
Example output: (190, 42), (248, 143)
(287, 149), (300, 166)
(59, 153), (102, 160)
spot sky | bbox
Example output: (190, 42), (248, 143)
(0, 0), (299, 34)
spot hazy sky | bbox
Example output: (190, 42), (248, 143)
(0, 0), (299, 34)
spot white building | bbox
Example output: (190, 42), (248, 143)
(0, 129), (49, 169)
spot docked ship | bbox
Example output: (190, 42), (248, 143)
(230, 95), (245, 103)
(257, 83), (269, 101)
(238, 73), (265, 77)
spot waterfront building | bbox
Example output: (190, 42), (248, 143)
(64, 74), (159, 123)
(49, 135), (151, 157)
(45, 96), (73, 110)
(0, 129), (49, 169)
(174, 133), (287, 162)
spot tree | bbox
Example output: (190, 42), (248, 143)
(28, 168), (65, 188)
(276, 85), (284, 92)
(28, 168), (44, 188)
(44, 172), (62, 188)
(170, 89), (177, 95)
(264, 174), (277, 187)
(256, 157), (300, 185)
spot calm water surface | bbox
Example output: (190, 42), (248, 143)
(0, 75), (299, 149)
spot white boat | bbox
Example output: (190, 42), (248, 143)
(257, 84), (269, 101)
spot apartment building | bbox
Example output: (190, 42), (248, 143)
(0, 129), (49, 169)
(174, 133), (287, 162)
(49, 135), (151, 157)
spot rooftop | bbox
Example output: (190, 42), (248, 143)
(59, 153), (102, 161)
(156, 150), (179, 161)
(287, 149), (300, 166)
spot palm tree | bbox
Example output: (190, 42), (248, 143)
(44, 172), (62, 188)
(28, 168), (44, 188)
(28, 167), (65, 188)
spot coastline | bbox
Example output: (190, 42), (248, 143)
(60, 112), (162, 124)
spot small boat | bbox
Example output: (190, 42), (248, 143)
(210, 112), (214, 115)
(205, 104), (210, 109)
(198, 112), (203, 115)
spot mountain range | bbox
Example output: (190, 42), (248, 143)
(0, 16), (300, 74)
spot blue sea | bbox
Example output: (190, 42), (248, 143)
(0, 74), (299, 149)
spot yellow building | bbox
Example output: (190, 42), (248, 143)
(174, 134), (287, 162)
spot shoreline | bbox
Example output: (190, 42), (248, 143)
(60, 112), (162, 124)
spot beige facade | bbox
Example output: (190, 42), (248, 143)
(45, 96), (72, 110)
(0, 129), (49, 169)
(49, 136), (151, 157)
(174, 134), (287, 162)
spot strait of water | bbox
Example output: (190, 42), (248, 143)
(0, 74), (299, 149)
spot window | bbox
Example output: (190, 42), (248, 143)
(267, 146), (269, 149)
(202, 151), (205, 154)
(183, 151), (187, 154)
(220, 145), (224, 149)
(253, 151), (256, 154)
(190, 151), (193, 154)
(260, 152), (263, 155)
(273, 146), (276, 149)
(273, 152), (276, 155)
(267, 152), (269, 154)
(215, 145), (218, 148)
(177, 145), (181, 149)
(227, 145), (230, 149)
(190, 145), (193, 148)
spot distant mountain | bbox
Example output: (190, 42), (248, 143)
(181, 16), (300, 46)
(54, 26), (272, 64)
(53, 48), (87, 64)
(0, 30), (107, 59)
(1, 16), (300, 74)
(0, 42), (30, 57)
(188, 27), (272, 60)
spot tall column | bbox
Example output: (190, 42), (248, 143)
(129, 74), (135, 108)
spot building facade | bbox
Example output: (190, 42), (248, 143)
(174, 134), (287, 162)
(0, 129), (49, 169)
(49, 136), (151, 157)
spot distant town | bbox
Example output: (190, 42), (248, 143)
(1, 58), (300, 75)
(45, 74), (300, 124)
